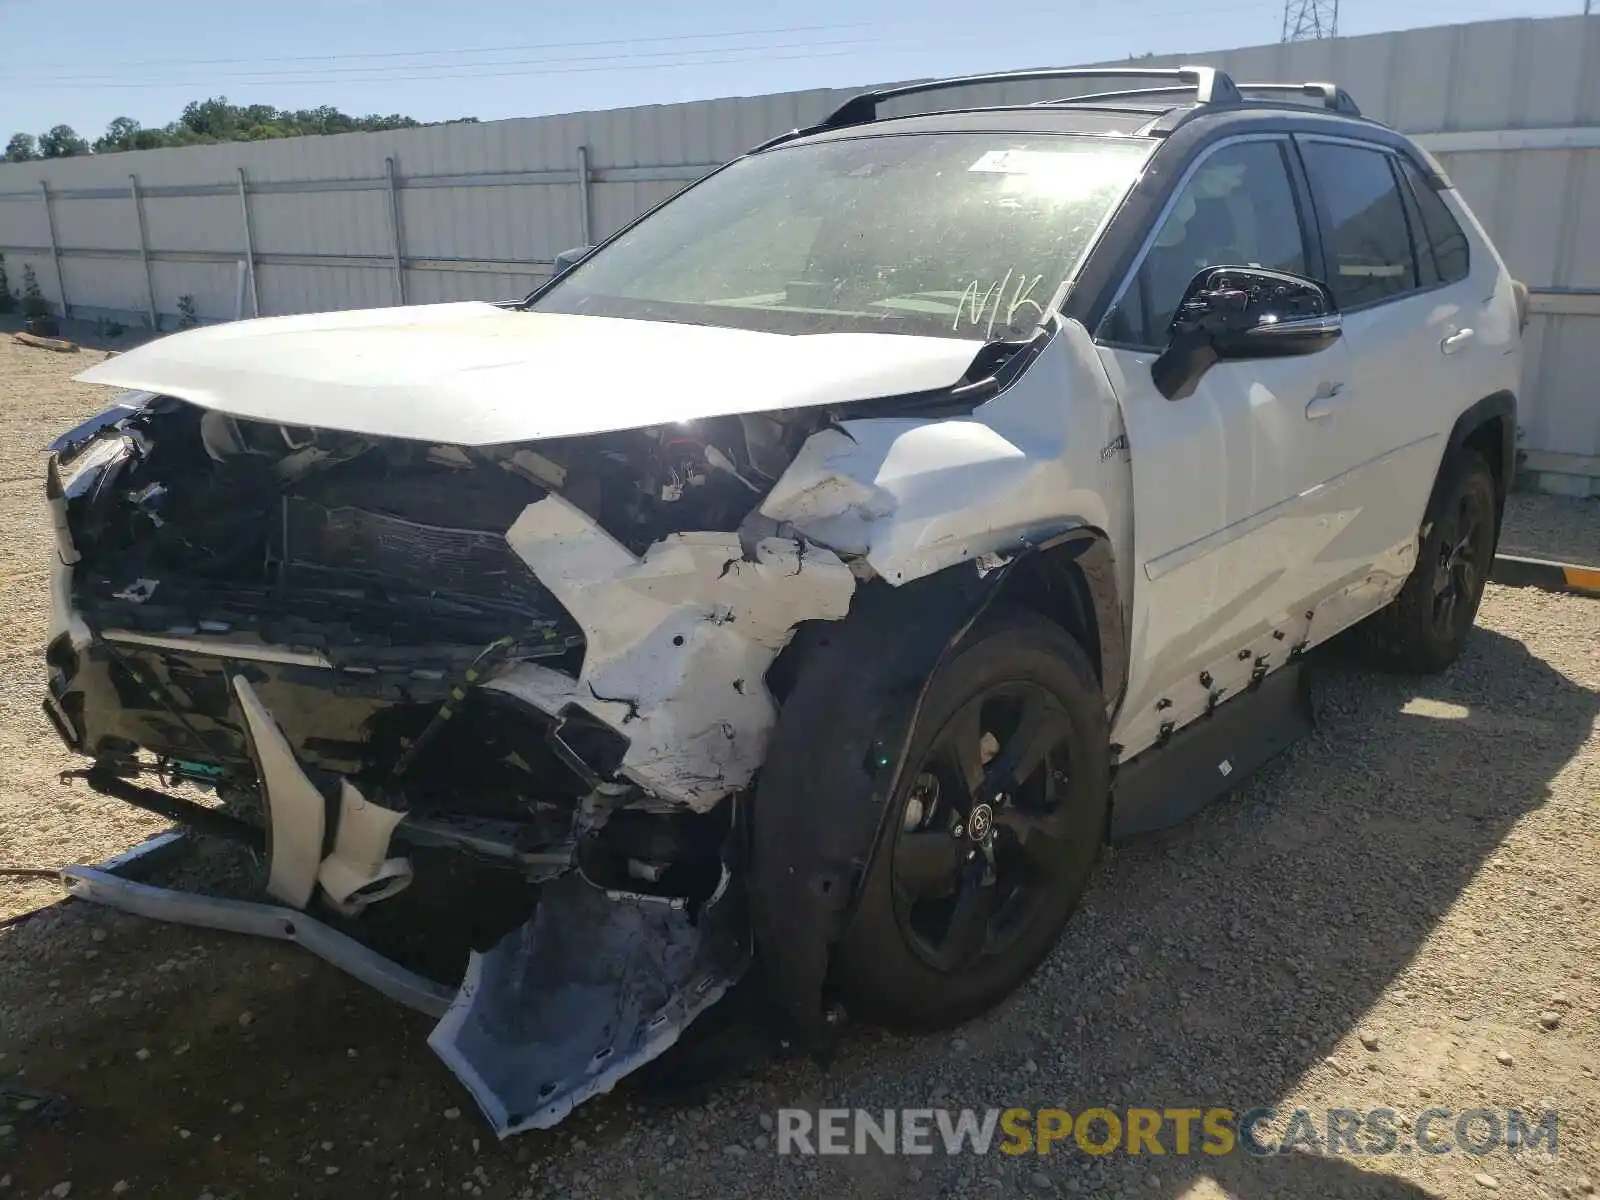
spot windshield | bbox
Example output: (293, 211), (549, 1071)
(531, 132), (1152, 341)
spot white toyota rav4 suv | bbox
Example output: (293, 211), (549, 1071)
(42, 66), (1524, 1132)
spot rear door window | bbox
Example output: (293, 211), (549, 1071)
(1300, 140), (1419, 309)
(1396, 156), (1471, 284)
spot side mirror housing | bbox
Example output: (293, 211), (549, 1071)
(1152, 266), (1341, 401)
(551, 245), (594, 277)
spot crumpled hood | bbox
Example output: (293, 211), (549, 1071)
(75, 301), (986, 446)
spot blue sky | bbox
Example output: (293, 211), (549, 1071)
(0, 0), (1582, 142)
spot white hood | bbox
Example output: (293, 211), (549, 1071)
(76, 302), (985, 446)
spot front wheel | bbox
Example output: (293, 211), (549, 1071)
(832, 612), (1109, 1030)
(1358, 447), (1498, 674)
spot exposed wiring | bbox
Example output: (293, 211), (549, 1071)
(703, 445), (764, 493)
(381, 635), (518, 793)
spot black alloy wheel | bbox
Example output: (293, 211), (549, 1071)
(833, 612), (1109, 1029)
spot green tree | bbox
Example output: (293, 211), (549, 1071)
(4, 132), (39, 162)
(179, 96), (238, 139)
(39, 124), (90, 158)
(93, 116), (142, 154)
(0, 102), (477, 160)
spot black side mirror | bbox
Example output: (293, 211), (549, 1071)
(551, 245), (594, 277)
(1152, 266), (1341, 401)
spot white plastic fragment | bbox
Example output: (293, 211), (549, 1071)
(495, 494), (855, 809)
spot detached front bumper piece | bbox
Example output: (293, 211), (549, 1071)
(63, 839), (751, 1136)
(431, 867), (749, 1134)
(61, 864), (456, 1016)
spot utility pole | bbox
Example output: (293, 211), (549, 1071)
(1281, 0), (1339, 41)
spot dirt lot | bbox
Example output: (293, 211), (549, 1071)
(0, 327), (1597, 1200)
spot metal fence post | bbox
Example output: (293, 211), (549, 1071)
(128, 173), (158, 328)
(384, 156), (407, 305)
(576, 144), (594, 247)
(236, 166), (260, 317)
(39, 181), (68, 318)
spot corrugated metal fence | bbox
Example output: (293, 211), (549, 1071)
(2, 14), (1598, 493)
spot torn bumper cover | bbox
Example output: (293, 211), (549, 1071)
(431, 867), (748, 1134)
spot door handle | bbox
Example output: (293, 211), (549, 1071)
(1441, 328), (1476, 355)
(1305, 381), (1345, 421)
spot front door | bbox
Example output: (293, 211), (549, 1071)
(1095, 135), (1361, 760)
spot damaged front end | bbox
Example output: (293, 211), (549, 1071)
(43, 392), (855, 1133)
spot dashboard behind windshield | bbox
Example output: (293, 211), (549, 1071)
(530, 131), (1153, 340)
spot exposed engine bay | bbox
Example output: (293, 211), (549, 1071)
(52, 395), (841, 788)
(43, 391), (860, 1132)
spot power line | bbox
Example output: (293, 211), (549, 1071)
(7, 45), (871, 91)
(7, 0), (1566, 112)
(2, 0), (1298, 84)
(7, 21), (873, 72)
(13, 37), (878, 86)
(0, 4), (1291, 91)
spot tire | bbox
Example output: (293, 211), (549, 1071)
(832, 611), (1110, 1030)
(1357, 447), (1498, 674)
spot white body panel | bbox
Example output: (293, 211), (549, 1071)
(1098, 334), (1417, 760)
(74, 302), (984, 446)
(762, 317), (1134, 598)
(1301, 190), (1519, 582)
(1094, 141), (1521, 762)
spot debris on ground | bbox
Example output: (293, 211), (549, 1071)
(10, 332), (77, 354)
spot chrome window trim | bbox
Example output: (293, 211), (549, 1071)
(1245, 312), (1343, 339)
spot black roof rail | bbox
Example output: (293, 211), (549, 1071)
(1236, 81), (1361, 115)
(819, 65), (1243, 129)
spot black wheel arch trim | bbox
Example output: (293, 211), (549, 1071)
(749, 528), (1124, 1043)
(1001, 529), (1128, 720)
(1433, 390), (1517, 536)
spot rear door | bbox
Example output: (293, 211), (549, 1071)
(1293, 136), (1481, 587)
(1095, 135), (1361, 759)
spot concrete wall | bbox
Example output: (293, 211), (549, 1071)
(2, 14), (1598, 492)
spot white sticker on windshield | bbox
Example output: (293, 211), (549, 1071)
(969, 149), (1040, 173)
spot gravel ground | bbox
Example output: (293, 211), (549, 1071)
(1496, 493), (1600, 568)
(0, 327), (1597, 1200)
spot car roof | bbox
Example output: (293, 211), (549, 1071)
(783, 100), (1389, 146)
